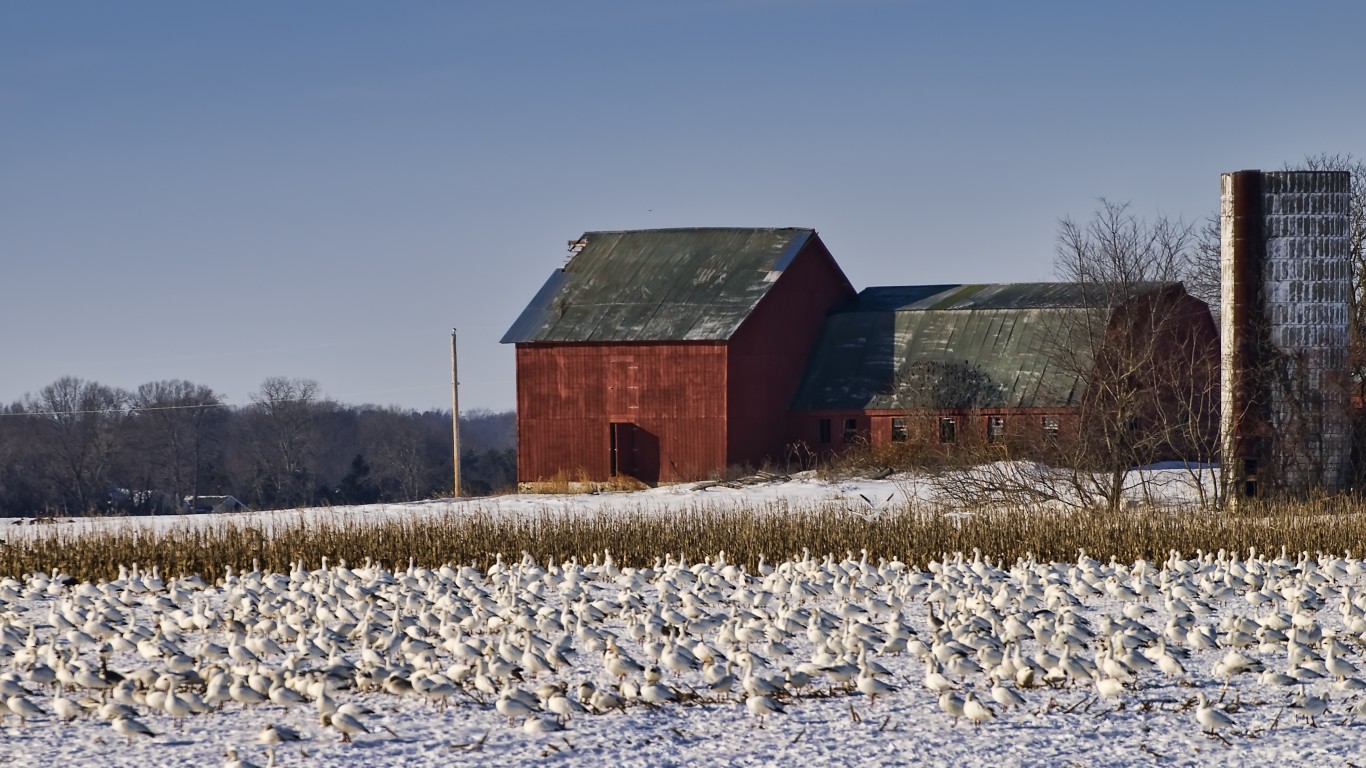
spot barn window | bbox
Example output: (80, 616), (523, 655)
(843, 418), (859, 443)
(818, 418), (831, 444)
(986, 416), (1005, 443)
(891, 418), (908, 442)
(1042, 416), (1060, 440)
(939, 417), (956, 444)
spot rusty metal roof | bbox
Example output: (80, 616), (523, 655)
(791, 283), (1177, 411)
(502, 228), (817, 343)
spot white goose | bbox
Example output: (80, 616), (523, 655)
(855, 666), (897, 704)
(522, 713), (564, 734)
(325, 710), (370, 743)
(1289, 692), (1329, 726)
(963, 692), (995, 728)
(6, 694), (44, 723)
(1325, 643), (1358, 682)
(745, 692), (784, 727)
(495, 688), (538, 723)
(938, 690), (966, 724)
(257, 723), (302, 744)
(1194, 692), (1235, 735)
(922, 659), (956, 693)
(989, 674), (1026, 709)
(52, 692), (84, 722)
(112, 715), (158, 745)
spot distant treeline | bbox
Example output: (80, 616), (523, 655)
(0, 376), (516, 517)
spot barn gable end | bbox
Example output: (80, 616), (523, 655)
(727, 237), (855, 469)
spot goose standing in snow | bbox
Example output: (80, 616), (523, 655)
(855, 666), (897, 704)
(111, 715), (158, 745)
(324, 710), (371, 743)
(745, 692), (784, 727)
(938, 690), (966, 724)
(923, 659), (956, 693)
(1325, 644), (1359, 682)
(989, 674), (1026, 709)
(52, 692), (83, 723)
(1289, 692), (1329, 726)
(963, 692), (995, 728)
(495, 688), (539, 723)
(1194, 692), (1235, 735)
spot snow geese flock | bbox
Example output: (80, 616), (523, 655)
(1, 547), (1366, 764)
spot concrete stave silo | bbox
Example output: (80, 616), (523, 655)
(1220, 170), (1352, 501)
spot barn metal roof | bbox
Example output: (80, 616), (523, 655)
(501, 228), (816, 343)
(791, 282), (1177, 411)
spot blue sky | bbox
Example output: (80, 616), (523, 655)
(4, 1), (1363, 412)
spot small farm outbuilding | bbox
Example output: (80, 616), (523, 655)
(182, 495), (248, 515)
(503, 229), (1220, 486)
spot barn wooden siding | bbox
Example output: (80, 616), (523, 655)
(726, 239), (857, 469)
(514, 342), (728, 484)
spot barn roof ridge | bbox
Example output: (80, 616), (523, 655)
(579, 226), (814, 235)
(845, 281), (1180, 313)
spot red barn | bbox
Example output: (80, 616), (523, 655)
(501, 228), (855, 485)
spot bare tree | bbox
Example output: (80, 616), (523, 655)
(360, 407), (443, 500)
(240, 377), (327, 507)
(920, 202), (1221, 512)
(895, 360), (1004, 411)
(124, 380), (226, 512)
(1188, 213), (1222, 323)
(23, 377), (130, 513)
(1055, 201), (1220, 508)
(0, 374), (515, 515)
(1054, 199), (1200, 286)
(883, 360), (1004, 472)
(0, 401), (50, 515)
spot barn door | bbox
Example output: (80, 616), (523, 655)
(610, 422), (635, 478)
(610, 422), (659, 485)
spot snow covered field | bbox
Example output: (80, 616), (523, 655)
(4, 473), (914, 541)
(3, 465), (1212, 541)
(5, 475), (1365, 767)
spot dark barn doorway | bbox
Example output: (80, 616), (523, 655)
(609, 422), (660, 485)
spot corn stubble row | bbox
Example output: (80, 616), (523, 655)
(2, 498), (1363, 582)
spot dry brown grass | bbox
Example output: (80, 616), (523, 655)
(3, 497), (1365, 582)
(516, 468), (651, 494)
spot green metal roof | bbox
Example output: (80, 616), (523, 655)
(791, 283), (1177, 411)
(502, 228), (817, 343)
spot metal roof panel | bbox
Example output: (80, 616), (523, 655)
(790, 284), (1146, 411)
(502, 228), (817, 343)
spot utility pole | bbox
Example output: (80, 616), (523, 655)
(451, 328), (461, 497)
